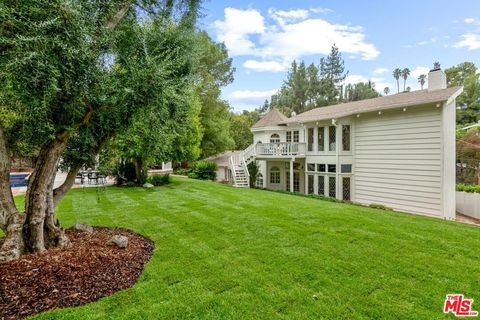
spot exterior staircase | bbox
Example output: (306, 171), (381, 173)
(229, 144), (255, 188)
(229, 142), (305, 188)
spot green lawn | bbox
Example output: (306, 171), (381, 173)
(23, 177), (480, 319)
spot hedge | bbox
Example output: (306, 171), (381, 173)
(456, 184), (480, 194)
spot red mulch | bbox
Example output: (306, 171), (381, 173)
(0, 227), (154, 320)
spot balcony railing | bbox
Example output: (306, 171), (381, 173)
(255, 142), (306, 157)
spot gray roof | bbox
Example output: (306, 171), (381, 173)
(204, 151), (241, 167)
(252, 108), (288, 128)
(285, 86), (463, 124)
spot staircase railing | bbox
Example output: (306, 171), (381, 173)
(241, 143), (256, 164)
(229, 143), (256, 187)
(242, 157), (250, 186)
(229, 156), (237, 186)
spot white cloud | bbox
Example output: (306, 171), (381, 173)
(259, 19), (379, 61)
(213, 7), (380, 72)
(373, 67), (388, 75)
(213, 8), (265, 56)
(310, 7), (333, 14)
(454, 34), (480, 50)
(343, 75), (393, 94)
(230, 89), (278, 105)
(411, 66), (430, 78)
(243, 59), (289, 72)
(268, 8), (309, 25)
(464, 18), (480, 25)
(343, 74), (368, 86)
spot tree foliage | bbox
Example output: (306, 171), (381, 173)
(0, 0), (203, 260)
(229, 110), (260, 150)
(445, 62), (480, 125)
(263, 45), (385, 116)
(344, 81), (380, 102)
(195, 32), (235, 158)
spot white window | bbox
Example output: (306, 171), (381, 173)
(342, 125), (351, 151)
(307, 128), (314, 151)
(270, 134), (280, 143)
(341, 164), (352, 173)
(270, 166), (280, 184)
(307, 175), (314, 194)
(342, 177), (351, 200)
(256, 173), (264, 188)
(318, 127), (325, 151)
(286, 171), (300, 192)
(318, 175), (325, 196)
(286, 131), (298, 143)
(293, 130), (299, 142)
(329, 176), (336, 198)
(329, 126), (336, 151)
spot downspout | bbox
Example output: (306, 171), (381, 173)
(332, 119), (339, 199)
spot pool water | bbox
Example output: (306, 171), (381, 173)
(9, 173), (30, 188)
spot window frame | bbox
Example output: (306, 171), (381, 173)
(270, 133), (280, 143)
(307, 128), (314, 151)
(307, 174), (315, 194)
(256, 173), (264, 188)
(328, 126), (336, 152)
(293, 130), (299, 143)
(342, 124), (351, 152)
(269, 166), (281, 184)
(317, 126), (325, 152)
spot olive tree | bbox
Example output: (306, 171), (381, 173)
(0, 0), (200, 261)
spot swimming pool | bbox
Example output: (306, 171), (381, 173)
(9, 173), (30, 188)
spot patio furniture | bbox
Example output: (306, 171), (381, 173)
(88, 172), (99, 185)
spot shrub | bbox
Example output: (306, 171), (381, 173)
(174, 168), (190, 176)
(125, 181), (136, 187)
(189, 161), (217, 181)
(148, 174), (170, 186)
(457, 184), (480, 194)
(247, 161), (260, 187)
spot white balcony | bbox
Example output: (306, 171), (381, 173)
(255, 143), (306, 157)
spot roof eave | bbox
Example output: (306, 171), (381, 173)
(446, 86), (464, 105)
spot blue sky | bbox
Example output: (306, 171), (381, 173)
(200, 0), (480, 112)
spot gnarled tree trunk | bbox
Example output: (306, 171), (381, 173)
(23, 137), (70, 253)
(0, 133), (73, 262)
(0, 127), (25, 262)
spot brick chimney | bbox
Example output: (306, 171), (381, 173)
(428, 62), (447, 91)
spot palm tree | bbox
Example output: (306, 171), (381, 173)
(393, 68), (402, 93)
(418, 74), (427, 90)
(383, 87), (390, 96)
(401, 68), (410, 92)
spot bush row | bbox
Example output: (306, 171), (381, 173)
(457, 184), (480, 194)
(148, 174), (170, 186)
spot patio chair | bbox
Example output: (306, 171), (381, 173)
(98, 173), (107, 185)
(88, 172), (99, 185)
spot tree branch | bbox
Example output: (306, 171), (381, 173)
(106, 1), (135, 31)
(52, 164), (82, 208)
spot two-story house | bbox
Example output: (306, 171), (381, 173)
(229, 65), (463, 220)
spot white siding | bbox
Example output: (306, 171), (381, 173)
(354, 106), (443, 217)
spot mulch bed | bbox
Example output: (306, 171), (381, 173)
(0, 227), (154, 320)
